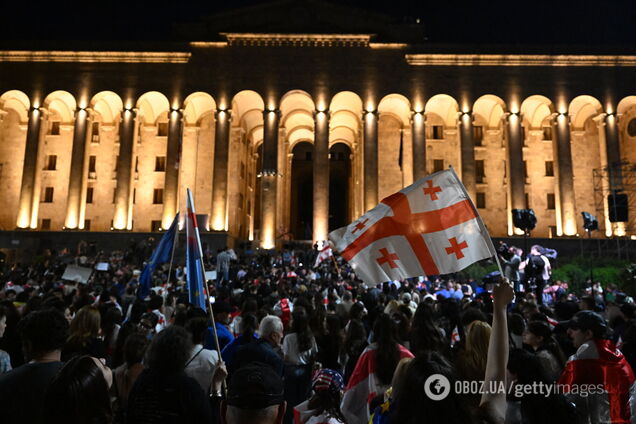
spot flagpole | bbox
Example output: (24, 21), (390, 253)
(448, 165), (507, 282)
(187, 188), (226, 394)
(166, 184), (181, 287)
(331, 254), (340, 275)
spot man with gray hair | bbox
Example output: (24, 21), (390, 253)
(231, 315), (284, 375)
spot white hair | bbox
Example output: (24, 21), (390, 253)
(259, 315), (283, 338)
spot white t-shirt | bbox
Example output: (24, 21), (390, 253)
(282, 333), (318, 365)
(184, 344), (220, 394)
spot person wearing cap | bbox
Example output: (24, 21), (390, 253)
(293, 368), (346, 424)
(205, 301), (235, 352)
(558, 310), (636, 423)
(221, 362), (286, 424)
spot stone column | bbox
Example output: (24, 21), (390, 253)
(459, 112), (476, 200)
(162, 109), (183, 229)
(363, 110), (378, 211)
(210, 109), (231, 231)
(16, 107), (43, 228)
(113, 109), (136, 230)
(604, 113), (621, 189)
(313, 110), (330, 243)
(411, 111), (426, 181)
(552, 113), (577, 235)
(77, 110), (94, 229)
(505, 112), (526, 234)
(64, 108), (89, 229)
(260, 110), (280, 248)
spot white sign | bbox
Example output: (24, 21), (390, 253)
(205, 270), (217, 281)
(95, 262), (109, 271)
(61, 265), (93, 284)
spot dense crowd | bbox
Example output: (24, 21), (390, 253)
(0, 238), (635, 424)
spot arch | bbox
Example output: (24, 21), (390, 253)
(424, 94), (460, 127)
(183, 92), (216, 126)
(569, 95), (603, 131)
(330, 109), (359, 132)
(43, 90), (76, 123)
(136, 91), (170, 125)
(287, 127), (314, 148)
(520, 95), (554, 129)
(281, 109), (314, 130)
(330, 91), (363, 115)
(232, 90), (265, 121)
(378, 94), (411, 127)
(280, 90), (315, 116)
(0, 90), (30, 123)
(90, 91), (123, 125)
(329, 126), (356, 148)
(472, 95), (506, 129)
(618, 96), (636, 115)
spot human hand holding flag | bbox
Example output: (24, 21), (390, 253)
(329, 167), (496, 285)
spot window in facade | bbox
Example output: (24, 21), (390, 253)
(525, 193), (530, 209)
(91, 122), (100, 143)
(628, 118), (636, 137)
(41, 218), (51, 230)
(45, 155), (57, 170)
(476, 160), (485, 183)
(523, 160), (528, 180)
(84, 220), (91, 230)
(151, 220), (162, 232)
(50, 121), (60, 135)
(89, 156), (97, 173)
(155, 156), (166, 172)
(153, 189), (164, 204)
(432, 125), (444, 139)
(547, 193), (556, 209)
(112, 189), (116, 204)
(476, 192), (486, 209)
(43, 187), (54, 203)
(549, 226), (558, 238)
(542, 126), (552, 140)
(157, 122), (168, 137)
(86, 187), (94, 204)
(473, 126), (484, 146)
(133, 188), (136, 204)
(134, 157), (139, 173)
(433, 159), (444, 173)
(240, 162), (246, 179)
(545, 161), (554, 176)
(238, 193), (244, 209)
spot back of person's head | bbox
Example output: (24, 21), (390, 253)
(222, 362), (285, 424)
(411, 302), (445, 355)
(259, 315), (283, 339)
(43, 355), (112, 424)
(145, 325), (193, 374)
(18, 308), (69, 360)
(148, 294), (163, 311)
(69, 305), (101, 343)
(124, 333), (149, 367)
(240, 313), (259, 343)
(508, 313), (526, 336)
(461, 307), (487, 329)
(307, 369), (345, 422)
(372, 313), (400, 385)
(185, 317), (209, 345)
(458, 320), (491, 381)
(392, 352), (473, 424)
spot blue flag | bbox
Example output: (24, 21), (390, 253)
(137, 213), (179, 300)
(186, 189), (207, 310)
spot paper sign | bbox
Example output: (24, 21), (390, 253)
(205, 270), (217, 281)
(61, 265), (93, 284)
(95, 262), (109, 271)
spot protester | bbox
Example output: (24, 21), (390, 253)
(113, 333), (148, 420)
(293, 368), (346, 424)
(233, 315), (284, 375)
(62, 304), (107, 361)
(0, 308), (69, 423)
(43, 355), (114, 424)
(0, 306), (11, 374)
(185, 316), (221, 394)
(522, 320), (566, 381)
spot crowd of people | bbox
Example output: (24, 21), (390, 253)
(0, 238), (635, 424)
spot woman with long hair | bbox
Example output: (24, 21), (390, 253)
(523, 320), (566, 381)
(454, 320), (491, 411)
(294, 369), (347, 424)
(341, 313), (413, 424)
(283, 306), (318, 423)
(62, 305), (106, 361)
(343, 318), (368, 384)
(317, 314), (345, 372)
(43, 355), (113, 424)
(113, 333), (148, 421)
(410, 302), (447, 357)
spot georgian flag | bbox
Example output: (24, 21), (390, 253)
(329, 168), (496, 285)
(313, 243), (333, 268)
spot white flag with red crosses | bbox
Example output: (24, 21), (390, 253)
(329, 167), (496, 285)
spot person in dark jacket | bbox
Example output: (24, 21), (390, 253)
(232, 315), (284, 376)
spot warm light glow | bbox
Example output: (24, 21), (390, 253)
(0, 50), (191, 63)
(405, 54), (636, 67)
(615, 222), (627, 237)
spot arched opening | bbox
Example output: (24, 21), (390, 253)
(290, 141), (314, 240)
(329, 143), (351, 231)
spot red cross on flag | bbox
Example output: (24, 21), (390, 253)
(314, 243), (334, 268)
(329, 167), (496, 285)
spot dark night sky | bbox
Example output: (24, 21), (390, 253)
(5, 0), (636, 45)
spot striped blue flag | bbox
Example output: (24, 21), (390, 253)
(186, 189), (207, 310)
(137, 213), (179, 300)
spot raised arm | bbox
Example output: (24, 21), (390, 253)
(479, 280), (514, 422)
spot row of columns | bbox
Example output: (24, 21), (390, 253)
(13, 103), (623, 244)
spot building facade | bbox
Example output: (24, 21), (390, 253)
(1, 2), (636, 248)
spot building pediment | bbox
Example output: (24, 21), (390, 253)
(175, 0), (424, 43)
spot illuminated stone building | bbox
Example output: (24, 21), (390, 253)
(1, 0), (636, 248)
